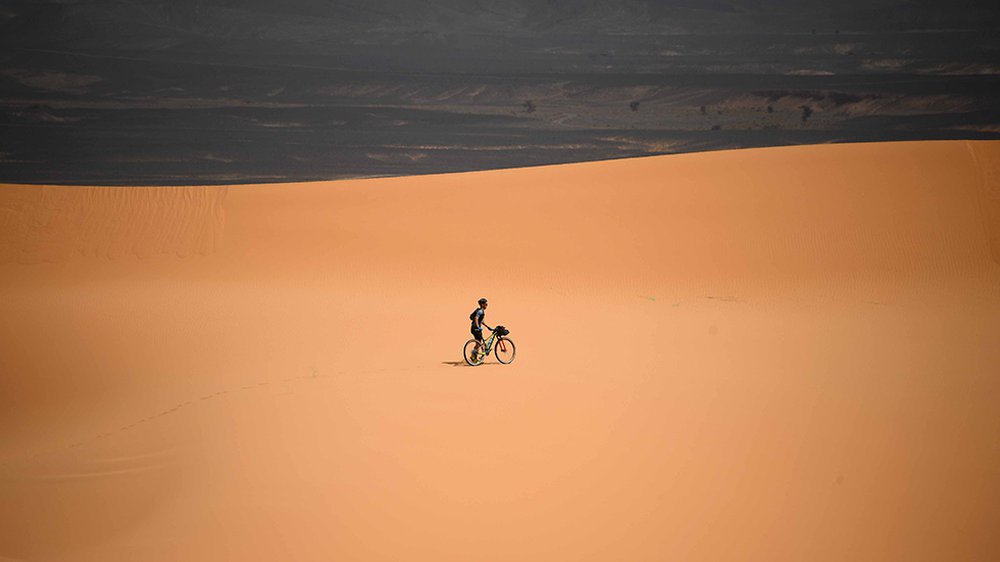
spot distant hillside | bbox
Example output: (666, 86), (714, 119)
(2, 0), (999, 184)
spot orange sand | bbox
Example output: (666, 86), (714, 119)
(2, 141), (999, 561)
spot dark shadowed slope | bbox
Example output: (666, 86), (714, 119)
(1, 0), (999, 185)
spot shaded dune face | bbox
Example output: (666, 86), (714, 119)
(1, 141), (999, 561)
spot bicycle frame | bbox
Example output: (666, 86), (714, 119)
(483, 331), (510, 355)
(476, 331), (495, 354)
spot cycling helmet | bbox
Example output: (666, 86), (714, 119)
(478, 298), (488, 305)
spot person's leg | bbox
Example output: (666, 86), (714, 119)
(472, 328), (484, 357)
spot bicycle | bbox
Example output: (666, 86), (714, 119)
(463, 325), (516, 366)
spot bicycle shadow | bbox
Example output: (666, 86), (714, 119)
(441, 361), (470, 367)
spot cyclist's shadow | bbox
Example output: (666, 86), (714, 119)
(441, 361), (474, 367)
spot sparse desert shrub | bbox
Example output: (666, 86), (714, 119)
(523, 100), (536, 113)
(630, 101), (640, 112)
(801, 105), (813, 122)
(755, 90), (825, 102)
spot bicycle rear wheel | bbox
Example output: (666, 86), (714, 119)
(494, 337), (516, 364)
(463, 339), (485, 366)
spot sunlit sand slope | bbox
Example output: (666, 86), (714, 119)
(1, 141), (999, 561)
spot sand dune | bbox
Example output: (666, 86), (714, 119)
(1, 141), (999, 561)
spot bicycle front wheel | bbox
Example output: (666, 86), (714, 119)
(463, 339), (485, 366)
(494, 337), (516, 364)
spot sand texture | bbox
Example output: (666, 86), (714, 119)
(1, 140), (999, 561)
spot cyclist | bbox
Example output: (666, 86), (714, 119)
(470, 297), (493, 358)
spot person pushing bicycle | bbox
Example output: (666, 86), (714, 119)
(470, 297), (492, 357)
(463, 298), (515, 366)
